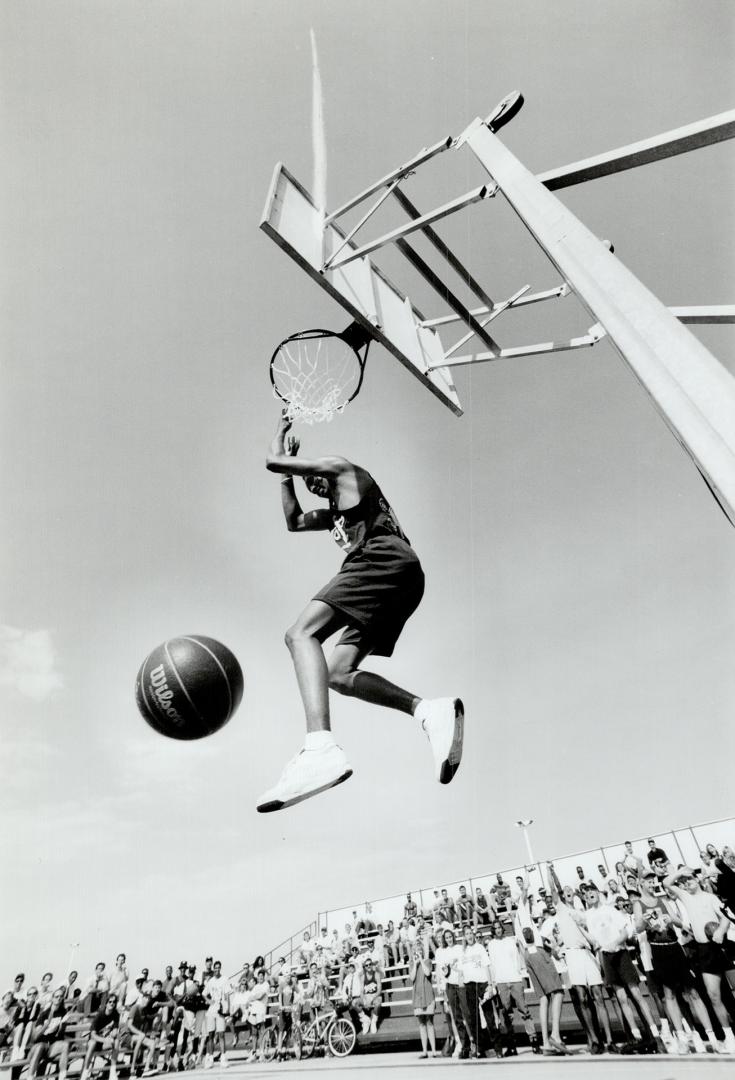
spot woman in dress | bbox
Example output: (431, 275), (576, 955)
(519, 927), (566, 1056)
(410, 938), (439, 1059)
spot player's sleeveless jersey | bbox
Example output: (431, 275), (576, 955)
(314, 474), (424, 658)
(327, 478), (411, 558)
(363, 972), (379, 996)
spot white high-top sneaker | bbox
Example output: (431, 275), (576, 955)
(257, 743), (352, 812)
(416, 698), (464, 783)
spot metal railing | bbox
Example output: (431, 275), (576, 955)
(264, 816), (733, 967)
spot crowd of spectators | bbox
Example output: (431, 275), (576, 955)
(2, 838), (734, 1068)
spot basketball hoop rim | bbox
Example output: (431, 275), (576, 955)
(268, 326), (370, 410)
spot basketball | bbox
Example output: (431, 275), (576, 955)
(135, 635), (244, 740)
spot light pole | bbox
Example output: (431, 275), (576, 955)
(515, 819), (539, 880)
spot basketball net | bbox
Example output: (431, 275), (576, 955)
(270, 326), (369, 424)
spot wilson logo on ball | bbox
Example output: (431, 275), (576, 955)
(148, 664), (185, 727)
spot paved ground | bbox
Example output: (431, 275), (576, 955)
(186, 1048), (735, 1078)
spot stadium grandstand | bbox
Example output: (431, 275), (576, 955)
(3, 817), (733, 1073)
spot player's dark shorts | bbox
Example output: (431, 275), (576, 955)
(649, 942), (694, 990)
(313, 535), (425, 657)
(600, 950), (640, 989)
(695, 940), (730, 976)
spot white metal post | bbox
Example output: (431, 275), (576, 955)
(466, 123), (735, 526)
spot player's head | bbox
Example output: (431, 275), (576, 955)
(492, 921), (504, 938)
(305, 475), (330, 498)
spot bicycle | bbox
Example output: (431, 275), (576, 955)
(259, 1016), (302, 1062)
(300, 1008), (357, 1059)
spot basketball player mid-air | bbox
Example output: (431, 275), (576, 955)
(257, 412), (464, 813)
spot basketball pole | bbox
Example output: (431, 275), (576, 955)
(464, 120), (735, 527)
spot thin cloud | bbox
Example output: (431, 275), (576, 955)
(0, 623), (63, 701)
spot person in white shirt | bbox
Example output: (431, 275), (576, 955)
(457, 927), (501, 1058)
(109, 956), (128, 1006)
(337, 962), (370, 1033)
(485, 922), (537, 1055)
(663, 866), (735, 1053)
(299, 931), (316, 968)
(546, 864), (613, 1053)
(244, 971), (269, 1063)
(37, 974), (54, 1013)
(582, 883), (661, 1053)
(434, 928), (470, 1058)
(203, 961), (230, 1068)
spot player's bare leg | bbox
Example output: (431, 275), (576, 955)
(329, 644), (464, 783)
(257, 602), (352, 812)
(257, 603), (463, 812)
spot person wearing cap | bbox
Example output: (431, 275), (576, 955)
(179, 966), (208, 1067)
(581, 882), (661, 1053)
(662, 865), (735, 1053)
(633, 870), (719, 1054)
(359, 958), (382, 1034)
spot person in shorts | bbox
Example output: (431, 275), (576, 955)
(359, 958), (382, 1034)
(544, 865), (614, 1053)
(633, 871), (720, 1053)
(27, 989), (70, 1080)
(257, 413), (464, 812)
(203, 960), (230, 1068)
(80, 994), (120, 1080)
(663, 865), (735, 1053)
(582, 883), (661, 1053)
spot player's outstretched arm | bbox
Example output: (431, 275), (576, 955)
(266, 413), (349, 479)
(271, 420), (331, 532)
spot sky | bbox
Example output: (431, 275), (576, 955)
(1, 0), (734, 986)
